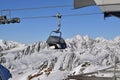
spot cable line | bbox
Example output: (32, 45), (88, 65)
(20, 12), (103, 19)
(0, 5), (72, 12)
(21, 16), (53, 19)
(62, 12), (103, 17)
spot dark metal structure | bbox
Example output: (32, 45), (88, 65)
(0, 15), (20, 24)
(104, 12), (120, 18)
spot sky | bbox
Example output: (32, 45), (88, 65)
(0, 0), (120, 44)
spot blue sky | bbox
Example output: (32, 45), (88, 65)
(0, 0), (120, 44)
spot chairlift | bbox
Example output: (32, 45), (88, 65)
(46, 13), (67, 49)
(0, 10), (20, 24)
(46, 31), (67, 49)
(0, 16), (20, 24)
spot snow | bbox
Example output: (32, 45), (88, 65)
(0, 35), (120, 80)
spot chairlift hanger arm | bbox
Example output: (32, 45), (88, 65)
(53, 13), (62, 33)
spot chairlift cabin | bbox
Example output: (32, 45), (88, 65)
(46, 13), (67, 49)
(46, 31), (66, 49)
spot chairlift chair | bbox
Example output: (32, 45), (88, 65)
(0, 15), (20, 24)
(46, 13), (67, 49)
(46, 31), (67, 49)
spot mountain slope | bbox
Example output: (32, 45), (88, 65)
(0, 35), (120, 80)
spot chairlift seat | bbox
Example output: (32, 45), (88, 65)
(46, 31), (67, 49)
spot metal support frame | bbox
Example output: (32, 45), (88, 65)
(54, 13), (62, 33)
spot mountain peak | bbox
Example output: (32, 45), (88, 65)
(0, 39), (26, 52)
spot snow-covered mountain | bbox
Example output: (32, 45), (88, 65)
(0, 39), (26, 52)
(0, 35), (120, 80)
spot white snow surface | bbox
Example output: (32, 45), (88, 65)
(1, 35), (120, 80)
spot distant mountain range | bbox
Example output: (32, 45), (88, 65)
(0, 35), (120, 80)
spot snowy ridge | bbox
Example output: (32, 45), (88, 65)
(0, 39), (26, 52)
(0, 35), (120, 80)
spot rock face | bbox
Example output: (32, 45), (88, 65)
(0, 35), (120, 80)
